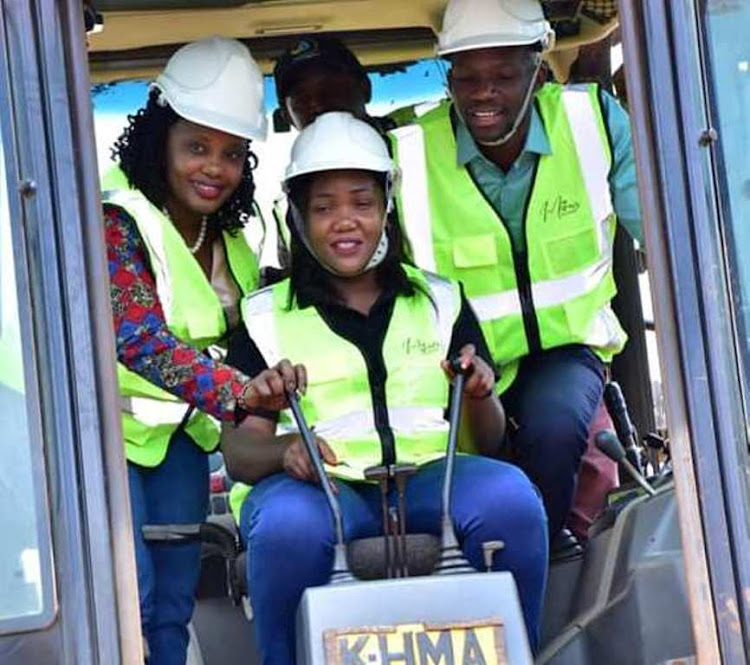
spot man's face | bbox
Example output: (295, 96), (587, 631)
(284, 63), (368, 130)
(449, 47), (540, 145)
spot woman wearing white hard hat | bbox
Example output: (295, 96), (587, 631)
(221, 111), (548, 662)
(101, 36), (279, 664)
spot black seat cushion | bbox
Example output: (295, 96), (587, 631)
(233, 533), (442, 597)
(347, 534), (441, 579)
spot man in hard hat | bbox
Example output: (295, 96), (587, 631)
(390, 0), (643, 539)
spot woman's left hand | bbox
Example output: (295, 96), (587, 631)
(441, 344), (496, 401)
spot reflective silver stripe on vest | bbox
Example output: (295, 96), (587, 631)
(105, 190), (175, 318)
(241, 286), (282, 367)
(468, 256), (611, 321)
(561, 86), (614, 254)
(470, 291), (524, 321)
(532, 255), (611, 308)
(246, 275), (459, 364)
(396, 92), (614, 325)
(389, 406), (448, 442)
(391, 125), (436, 272)
(121, 396), (191, 426)
(585, 306), (623, 349)
(423, 271), (459, 350)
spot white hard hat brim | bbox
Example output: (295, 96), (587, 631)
(283, 111), (399, 191)
(153, 82), (268, 142)
(438, 32), (550, 56)
(285, 160), (399, 186)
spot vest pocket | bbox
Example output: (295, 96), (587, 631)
(451, 234), (498, 268)
(540, 227), (599, 276)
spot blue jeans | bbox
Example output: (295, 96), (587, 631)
(502, 345), (606, 539)
(128, 429), (209, 665)
(240, 456), (548, 664)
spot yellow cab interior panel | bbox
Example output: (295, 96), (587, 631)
(87, 0), (619, 82)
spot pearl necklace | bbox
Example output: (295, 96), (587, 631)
(188, 216), (209, 255)
(162, 207), (208, 255)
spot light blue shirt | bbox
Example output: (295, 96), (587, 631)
(455, 88), (643, 252)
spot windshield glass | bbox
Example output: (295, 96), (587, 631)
(704, 0), (750, 439)
(0, 124), (54, 630)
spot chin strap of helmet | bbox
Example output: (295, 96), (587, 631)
(472, 52), (543, 148)
(362, 227), (389, 270)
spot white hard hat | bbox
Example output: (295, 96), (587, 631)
(437, 0), (555, 56)
(152, 36), (267, 141)
(284, 112), (397, 185)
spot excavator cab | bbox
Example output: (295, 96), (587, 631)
(0, 1), (749, 663)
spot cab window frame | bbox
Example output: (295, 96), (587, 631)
(0, 1), (142, 660)
(621, 0), (750, 660)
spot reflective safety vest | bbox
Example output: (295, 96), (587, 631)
(228, 265), (461, 520)
(102, 166), (259, 467)
(390, 83), (626, 393)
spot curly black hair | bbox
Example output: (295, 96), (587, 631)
(111, 89), (259, 235)
(284, 172), (418, 309)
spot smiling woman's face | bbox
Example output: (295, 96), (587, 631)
(305, 169), (385, 276)
(163, 118), (247, 220)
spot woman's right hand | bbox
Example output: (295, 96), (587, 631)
(282, 435), (338, 485)
(238, 359), (307, 412)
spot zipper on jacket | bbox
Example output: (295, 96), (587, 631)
(459, 121), (544, 356)
(370, 374), (396, 467)
(317, 307), (396, 467)
(513, 248), (542, 354)
(517, 151), (543, 355)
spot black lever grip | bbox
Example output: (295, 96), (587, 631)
(603, 382), (642, 473)
(603, 382), (634, 439)
(594, 430), (626, 463)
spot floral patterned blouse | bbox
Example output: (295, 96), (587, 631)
(105, 204), (248, 421)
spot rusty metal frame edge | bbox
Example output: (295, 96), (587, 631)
(618, 0), (722, 662)
(620, 0), (750, 661)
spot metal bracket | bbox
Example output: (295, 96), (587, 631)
(19, 178), (37, 198)
(698, 127), (718, 146)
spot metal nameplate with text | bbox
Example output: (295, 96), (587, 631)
(324, 618), (507, 665)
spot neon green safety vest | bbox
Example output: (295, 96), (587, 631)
(390, 83), (626, 394)
(102, 166), (259, 467)
(229, 265), (461, 520)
